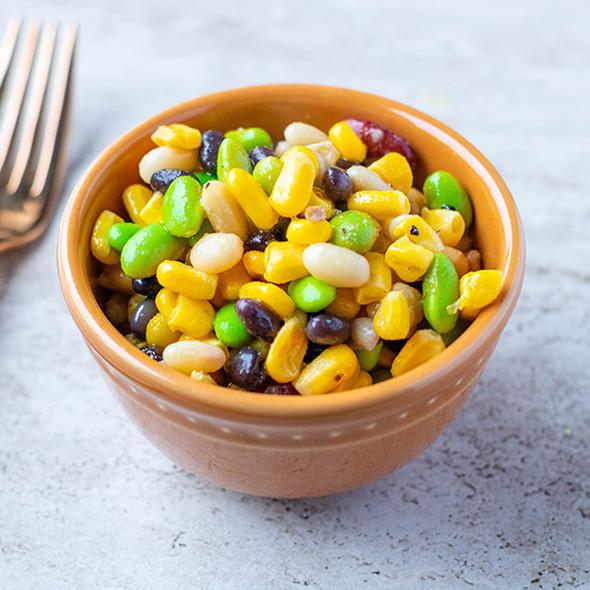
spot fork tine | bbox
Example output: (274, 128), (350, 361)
(0, 17), (21, 93)
(5, 23), (57, 195)
(0, 19), (40, 176)
(30, 23), (76, 198)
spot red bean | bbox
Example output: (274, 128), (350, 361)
(226, 347), (267, 391)
(150, 168), (191, 192)
(305, 314), (351, 345)
(235, 298), (282, 342)
(264, 382), (299, 395)
(199, 130), (224, 174)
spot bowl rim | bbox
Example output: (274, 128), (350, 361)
(57, 83), (525, 419)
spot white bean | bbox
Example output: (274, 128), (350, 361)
(163, 340), (226, 375)
(274, 140), (290, 157)
(351, 317), (380, 351)
(302, 243), (370, 288)
(201, 180), (248, 240)
(347, 165), (392, 191)
(139, 146), (198, 183)
(307, 141), (340, 179)
(284, 122), (329, 146)
(190, 233), (244, 274)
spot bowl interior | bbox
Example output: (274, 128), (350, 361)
(60, 85), (523, 417)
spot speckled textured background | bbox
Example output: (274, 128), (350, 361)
(1, 1), (589, 588)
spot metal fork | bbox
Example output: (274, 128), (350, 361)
(0, 17), (76, 254)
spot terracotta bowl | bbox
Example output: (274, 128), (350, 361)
(57, 85), (525, 498)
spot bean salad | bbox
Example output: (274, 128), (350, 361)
(91, 118), (503, 394)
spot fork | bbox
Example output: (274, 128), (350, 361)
(0, 17), (76, 254)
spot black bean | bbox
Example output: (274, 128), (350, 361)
(235, 298), (282, 342)
(322, 167), (353, 202)
(272, 218), (290, 241)
(150, 168), (191, 192)
(140, 345), (162, 362)
(304, 342), (327, 363)
(305, 314), (351, 345)
(199, 129), (225, 174)
(264, 383), (299, 395)
(226, 347), (267, 391)
(244, 229), (275, 252)
(130, 298), (158, 339)
(249, 145), (274, 166)
(335, 158), (355, 170)
(132, 276), (162, 298)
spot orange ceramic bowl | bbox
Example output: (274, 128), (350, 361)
(58, 85), (525, 498)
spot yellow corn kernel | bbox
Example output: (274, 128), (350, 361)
(263, 242), (307, 284)
(387, 214), (444, 252)
(156, 260), (218, 300)
(421, 207), (465, 248)
(242, 251), (265, 279)
(294, 344), (359, 396)
(331, 361), (361, 392)
(225, 168), (279, 230)
(325, 288), (361, 320)
(352, 370), (373, 389)
(190, 370), (217, 384)
(239, 281), (295, 319)
(377, 345), (395, 368)
(265, 315), (308, 383)
(307, 187), (335, 219)
(218, 261), (251, 301)
(91, 210), (123, 264)
(373, 291), (411, 340)
(127, 293), (146, 322)
(155, 288), (178, 322)
(151, 123), (202, 150)
(281, 145), (320, 176)
(122, 184), (152, 225)
(139, 191), (164, 225)
(347, 190), (410, 220)
(97, 263), (134, 294)
(328, 121), (367, 162)
(392, 282), (424, 327)
(270, 151), (315, 217)
(391, 329), (445, 377)
(451, 270), (503, 315)
(354, 252), (392, 305)
(369, 152), (413, 194)
(371, 232), (393, 254)
(385, 236), (434, 282)
(179, 334), (195, 342)
(286, 218), (332, 245)
(145, 313), (180, 348)
(167, 296), (214, 339)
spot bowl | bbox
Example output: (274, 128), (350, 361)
(57, 84), (525, 498)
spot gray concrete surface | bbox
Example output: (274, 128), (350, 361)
(1, 0), (589, 588)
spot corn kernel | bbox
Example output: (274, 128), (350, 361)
(139, 191), (164, 225)
(293, 344), (359, 395)
(452, 270), (503, 315)
(354, 252), (392, 305)
(307, 187), (335, 219)
(331, 360), (361, 392)
(151, 123), (202, 150)
(218, 261), (251, 301)
(270, 151), (315, 217)
(392, 282), (424, 327)
(91, 210), (123, 264)
(190, 370), (217, 384)
(263, 241), (307, 284)
(155, 288), (178, 322)
(328, 121), (366, 162)
(239, 281), (295, 319)
(325, 288), (361, 320)
(369, 152), (413, 193)
(347, 190), (410, 220)
(421, 207), (465, 247)
(265, 315), (308, 383)
(281, 145), (320, 176)
(373, 291), (411, 340)
(225, 168), (279, 230)
(387, 214), (443, 252)
(167, 296), (214, 339)
(385, 236), (434, 282)
(352, 370), (373, 389)
(391, 329), (445, 377)
(242, 251), (265, 279)
(122, 184), (152, 225)
(156, 260), (218, 300)
(145, 313), (180, 348)
(97, 263), (134, 294)
(286, 218), (332, 245)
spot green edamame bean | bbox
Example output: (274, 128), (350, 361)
(216, 137), (252, 181)
(253, 156), (283, 195)
(442, 319), (469, 346)
(422, 252), (459, 334)
(120, 223), (186, 279)
(214, 303), (252, 348)
(107, 222), (140, 252)
(330, 210), (380, 253)
(371, 368), (391, 383)
(225, 127), (273, 152)
(194, 171), (216, 185)
(288, 276), (336, 313)
(188, 218), (214, 246)
(423, 171), (473, 228)
(356, 340), (383, 371)
(162, 176), (204, 238)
